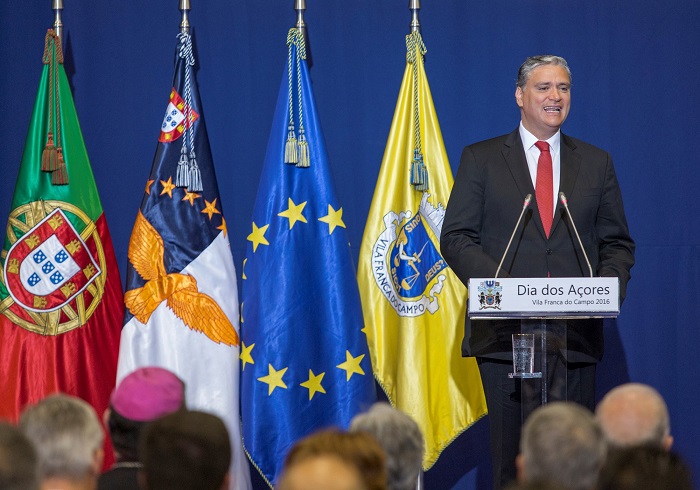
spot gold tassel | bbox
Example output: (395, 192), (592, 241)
(284, 126), (298, 165)
(297, 134), (309, 168)
(42, 132), (57, 172)
(51, 148), (68, 185)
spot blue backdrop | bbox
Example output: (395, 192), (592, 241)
(1, 2), (698, 489)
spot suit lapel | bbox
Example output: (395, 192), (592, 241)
(552, 133), (581, 234)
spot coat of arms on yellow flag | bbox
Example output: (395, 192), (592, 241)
(357, 31), (487, 469)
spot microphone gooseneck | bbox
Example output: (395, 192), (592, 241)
(495, 194), (532, 278)
(559, 192), (594, 278)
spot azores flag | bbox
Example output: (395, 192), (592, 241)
(116, 32), (251, 490)
(0, 30), (123, 466)
(241, 28), (376, 486)
(357, 31), (488, 469)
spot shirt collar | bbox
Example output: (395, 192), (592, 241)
(519, 122), (561, 153)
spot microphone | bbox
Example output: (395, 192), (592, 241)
(559, 192), (593, 278)
(495, 194), (532, 278)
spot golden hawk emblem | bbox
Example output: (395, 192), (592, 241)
(124, 210), (239, 346)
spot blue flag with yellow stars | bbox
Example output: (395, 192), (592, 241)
(240, 28), (376, 486)
(117, 32), (251, 490)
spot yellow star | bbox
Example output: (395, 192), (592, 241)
(257, 364), (288, 395)
(216, 217), (228, 237)
(145, 179), (155, 195)
(159, 177), (176, 198)
(240, 342), (255, 371)
(278, 198), (308, 229)
(318, 205), (346, 234)
(201, 199), (221, 220)
(242, 258), (247, 280)
(247, 222), (270, 252)
(336, 351), (365, 381)
(300, 369), (326, 400)
(182, 191), (201, 206)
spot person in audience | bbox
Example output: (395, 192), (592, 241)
(19, 394), (104, 490)
(98, 366), (186, 490)
(595, 382), (673, 450)
(139, 410), (230, 490)
(503, 480), (568, 490)
(349, 402), (423, 490)
(0, 421), (39, 490)
(277, 428), (387, 490)
(597, 445), (693, 490)
(516, 402), (606, 490)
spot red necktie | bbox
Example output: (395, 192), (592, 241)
(535, 140), (553, 237)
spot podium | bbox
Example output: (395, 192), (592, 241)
(468, 277), (619, 421)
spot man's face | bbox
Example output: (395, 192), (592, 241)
(515, 64), (571, 140)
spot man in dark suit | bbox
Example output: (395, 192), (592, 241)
(440, 55), (635, 489)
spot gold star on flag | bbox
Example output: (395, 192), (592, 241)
(145, 179), (155, 195)
(300, 370), (326, 400)
(160, 177), (176, 198)
(247, 222), (270, 252)
(242, 258), (247, 280)
(240, 342), (255, 371)
(336, 351), (365, 381)
(201, 199), (221, 220)
(278, 198), (308, 229)
(318, 205), (346, 234)
(257, 364), (288, 395)
(216, 217), (228, 237)
(182, 191), (201, 206)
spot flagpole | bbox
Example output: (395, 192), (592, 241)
(180, 0), (191, 34)
(53, 0), (63, 40)
(409, 0), (420, 33)
(295, 0), (306, 35)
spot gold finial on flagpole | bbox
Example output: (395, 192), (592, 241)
(52, 0), (64, 40)
(409, 0), (420, 33)
(180, 0), (191, 34)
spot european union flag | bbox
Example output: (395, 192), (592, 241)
(240, 28), (376, 486)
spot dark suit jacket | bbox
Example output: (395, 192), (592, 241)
(440, 129), (635, 362)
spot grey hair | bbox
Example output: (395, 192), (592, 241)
(595, 383), (670, 448)
(19, 394), (104, 481)
(516, 55), (572, 89)
(520, 402), (606, 490)
(350, 403), (424, 490)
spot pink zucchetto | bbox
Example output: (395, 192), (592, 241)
(110, 366), (185, 422)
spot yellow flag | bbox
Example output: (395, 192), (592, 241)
(357, 32), (487, 469)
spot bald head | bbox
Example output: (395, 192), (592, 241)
(595, 383), (672, 450)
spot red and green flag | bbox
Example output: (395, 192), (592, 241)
(0, 30), (123, 459)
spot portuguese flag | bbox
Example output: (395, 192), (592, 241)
(0, 30), (123, 459)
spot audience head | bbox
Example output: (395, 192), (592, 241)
(0, 422), (39, 490)
(349, 402), (423, 490)
(139, 409), (231, 490)
(598, 445), (693, 490)
(107, 366), (186, 461)
(19, 394), (104, 485)
(595, 382), (672, 450)
(278, 428), (387, 490)
(517, 402), (606, 490)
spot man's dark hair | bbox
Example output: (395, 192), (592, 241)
(108, 410), (147, 461)
(598, 446), (693, 490)
(0, 422), (39, 490)
(140, 410), (231, 490)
